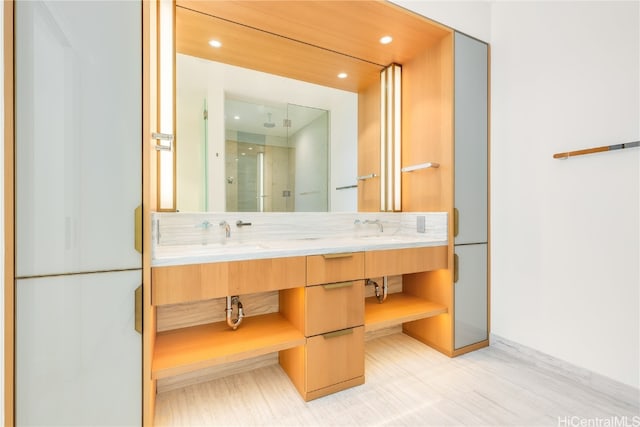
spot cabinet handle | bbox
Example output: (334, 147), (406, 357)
(152, 132), (173, 152)
(322, 252), (353, 259)
(134, 205), (142, 253)
(134, 285), (142, 334)
(453, 253), (459, 283)
(453, 208), (459, 237)
(322, 281), (353, 290)
(322, 329), (354, 339)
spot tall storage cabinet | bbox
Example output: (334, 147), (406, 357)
(14, 1), (142, 424)
(453, 32), (489, 350)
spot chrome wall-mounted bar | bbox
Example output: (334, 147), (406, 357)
(401, 162), (440, 173)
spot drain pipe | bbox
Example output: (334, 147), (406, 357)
(367, 277), (388, 304)
(225, 295), (245, 330)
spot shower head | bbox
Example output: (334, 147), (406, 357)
(264, 112), (276, 128)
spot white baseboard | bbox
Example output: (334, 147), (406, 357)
(490, 333), (639, 407)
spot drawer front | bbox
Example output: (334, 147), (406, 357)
(152, 256), (306, 305)
(152, 263), (228, 305)
(306, 326), (365, 392)
(230, 256), (306, 295)
(306, 280), (364, 336)
(365, 245), (448, 278)
(306, 252), (365, 286)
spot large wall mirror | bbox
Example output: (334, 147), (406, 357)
(173, 1), (451, 213)
(176, 54), (357, 212)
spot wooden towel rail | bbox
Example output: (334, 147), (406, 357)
(553, 141), (639, 159)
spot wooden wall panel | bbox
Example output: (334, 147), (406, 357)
(401, 34), (454, 213)
(358, 79), (382, 211)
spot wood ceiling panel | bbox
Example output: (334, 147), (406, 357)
(177, 1), (452, 67)
(176, 6), (383, 92)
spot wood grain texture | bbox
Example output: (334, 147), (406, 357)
(306, 280), (365, 336)
(364, 245), (448, 278)
(364, 293), (447, 332)
(176, 6), (381, 93)
(4, 2), (15, 423)
(152, 312), (305, 379)
(401, 34), (454, 214)
(176, 1), (451, 92)
(157, 291), (279, 332)
(152, 256), (306, 305)
(403, 269), (454, 354)
(306, 252), (364, 286)
(357, 79), (382, 212)
(155, 333), (639, 426)
(305, 326), (365, 395)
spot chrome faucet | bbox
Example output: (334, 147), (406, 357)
(219, 221), (231, 238)
(363, 219), (383, 232)
(197, 220), (213, 229)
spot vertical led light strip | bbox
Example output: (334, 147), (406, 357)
(386, 67), (394, 211)
(392, 64), (402, 211)
(379, 69), (387, 211)
(380, 63), (402, 212)
(158, 0), (175, 210)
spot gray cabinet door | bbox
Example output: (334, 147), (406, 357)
(454, 243), (488, 349)
(15, 0), (142, 277)
(454, 33), (488, 245)
(16, 271), (142, 425)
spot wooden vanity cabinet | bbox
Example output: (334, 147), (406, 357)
(305, 280), (365, 336)
(307, 252), (365, 286)
(151, 256), (307, 382)
(305, 326), (365, 397)
(152, 256), (306, 305)
(281, 252), (366, 401)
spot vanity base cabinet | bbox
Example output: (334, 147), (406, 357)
(305, 280), (364, 336)
(281, 326), (365, 402)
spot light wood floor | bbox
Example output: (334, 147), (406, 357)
(155, 333), (639, 426)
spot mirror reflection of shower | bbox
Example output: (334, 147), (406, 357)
(224, 97), (329, 212)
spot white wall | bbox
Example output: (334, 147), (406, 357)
(391, 0), (491, 42)
(490, 2), (639, 388)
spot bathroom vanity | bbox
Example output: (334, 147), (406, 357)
(150, 212), (449, 400)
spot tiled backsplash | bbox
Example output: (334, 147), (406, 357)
(152, 212), (447, 247)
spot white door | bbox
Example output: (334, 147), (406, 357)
(16, 272), (142, 426)
(15, 0), (142, 278)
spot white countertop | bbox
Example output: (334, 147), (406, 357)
(152, 234), (448, 267)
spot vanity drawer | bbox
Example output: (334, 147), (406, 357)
(306, 326), (365, 393)
(364, 245), (448, 278)
(306, 280), (364, 336)
(306, 252), (364, 286)
(152, 256), (306, 305)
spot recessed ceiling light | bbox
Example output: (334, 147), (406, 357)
(233, 115), (240, 120)
(337, 72), (348, 79)
(208, 39), (222, 48)
(380, 35), (393, 45)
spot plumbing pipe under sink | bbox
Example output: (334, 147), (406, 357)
(367, 277), (388, 303)
(225, 295), (245, 330)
